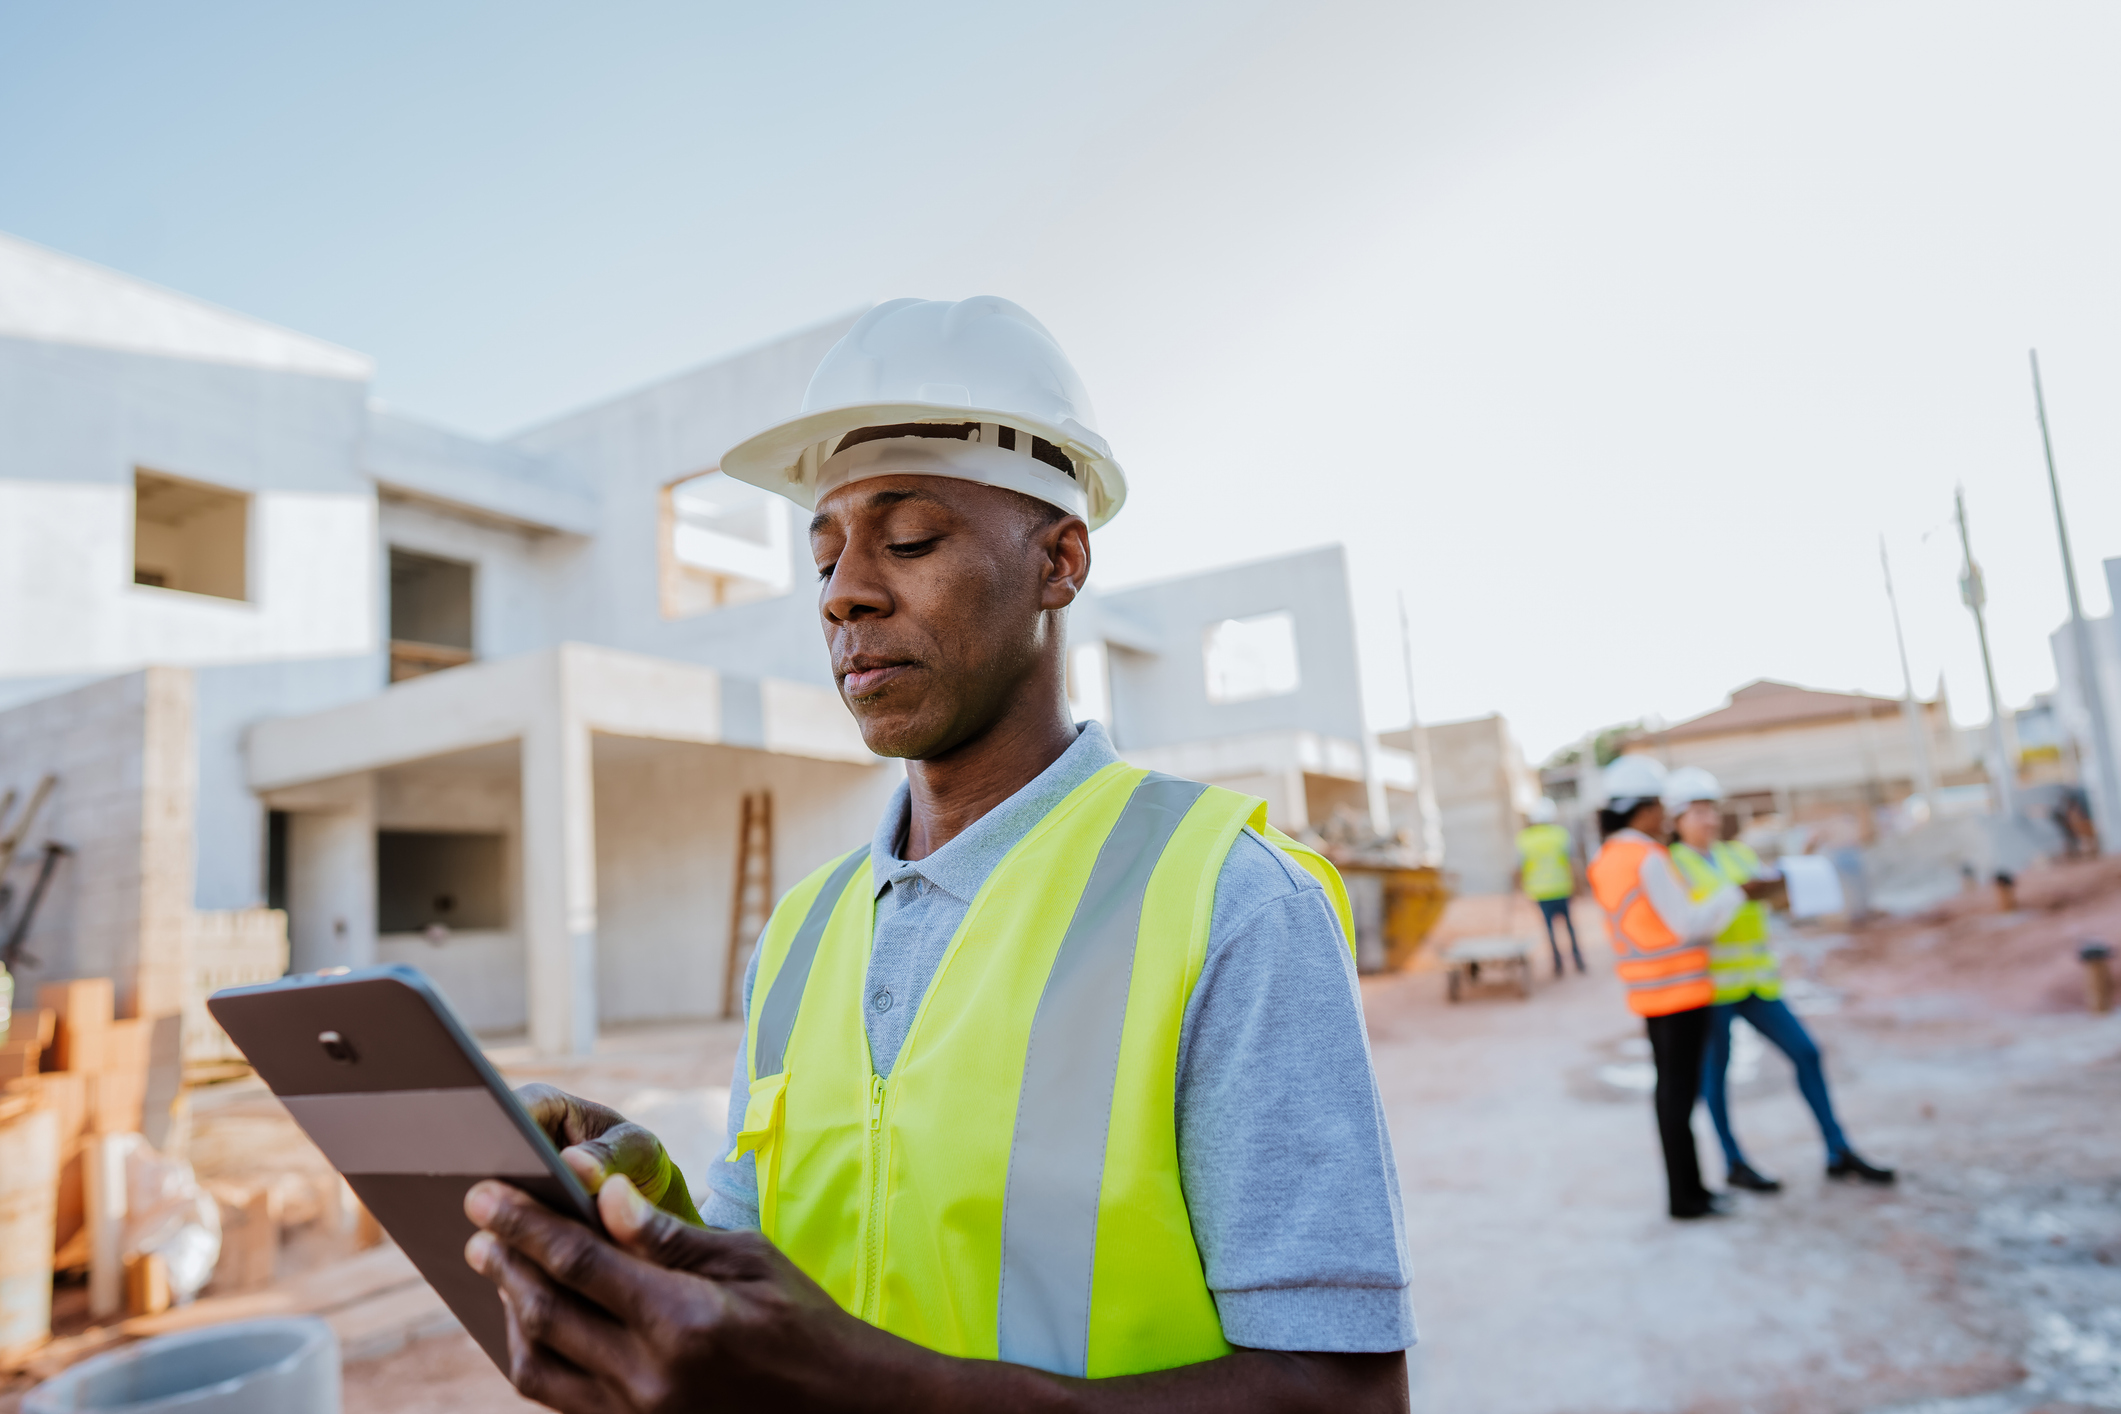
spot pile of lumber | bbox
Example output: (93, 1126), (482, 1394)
(0, 978), (184, 1368)
(4, 980), (165, 1273)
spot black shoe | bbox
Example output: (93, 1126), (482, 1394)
(1826, 1151), (1896, 1185)
(1725, 1162), (1783, 1193)
(1671, 1193), (1734, 1220)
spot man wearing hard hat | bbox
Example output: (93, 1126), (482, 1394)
(1664, 767), (1895, 1191)
(1587, 754), (1773, 1219)
(1515, 797), (1584, 977)
(460, 299), (1415, 1409)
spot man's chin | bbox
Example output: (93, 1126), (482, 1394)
(848, 704), (939, 761)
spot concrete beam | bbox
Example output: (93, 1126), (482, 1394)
(248, 643), (869, 792)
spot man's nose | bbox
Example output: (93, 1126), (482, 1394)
(821, 553), (891, 624)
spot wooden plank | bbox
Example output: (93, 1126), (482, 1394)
(37, 980), (112, 1075)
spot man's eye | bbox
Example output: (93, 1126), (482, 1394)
(887, 538), (939, 557)
(815, 561), (837, 581)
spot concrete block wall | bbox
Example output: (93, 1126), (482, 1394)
(0, 667), (195, 1019)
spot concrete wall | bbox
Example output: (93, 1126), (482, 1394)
(377, 499), (573, 664)
(2048, 569), (2121, 832)
(1100, 545), (1368, 753)
(591, 737), (897, 1026)
(193, 657), (380, 911)
(366, 409), (596, 537)
(373, 747), (524, 1035)
(0, 337), (375, 684)
(509, 315), (860, 688)
(1390, 715), (1535, 894)
(0, 668), (194, 1019)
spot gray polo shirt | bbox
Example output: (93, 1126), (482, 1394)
(699, 722), (1415, 1354)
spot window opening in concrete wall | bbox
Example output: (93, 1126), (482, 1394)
(1203, 611), (1302, 704)
(659, 470), (793, 619)
(388, 548), (475, 682)
(265, 810), (289, 912)
(132, 468), (249, 601)
(376, 831), (507, 934)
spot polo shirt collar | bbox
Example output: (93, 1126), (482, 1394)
(870, 720), (1121, 903)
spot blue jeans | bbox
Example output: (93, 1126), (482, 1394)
(1536, 897), (1583, 973)
(1700, 994), (1850, 1167)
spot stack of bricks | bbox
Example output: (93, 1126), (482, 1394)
(1, 979), (155, 1271)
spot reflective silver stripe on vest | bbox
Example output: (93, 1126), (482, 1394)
(996, 773), (1208, 1377)
(752, 847), (869, 1079)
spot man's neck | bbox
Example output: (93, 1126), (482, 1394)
(900, 706), (1079, 861)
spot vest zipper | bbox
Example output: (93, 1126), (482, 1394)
(861, 1072), (887, 1322)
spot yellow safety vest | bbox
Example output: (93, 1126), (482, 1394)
(1516, 823), (1574, 901)
(1669, 840), (1781, 1003)
(730, 763), (1354, 1378)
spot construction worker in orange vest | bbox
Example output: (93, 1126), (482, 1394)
(1587, 754), (1774, 1219)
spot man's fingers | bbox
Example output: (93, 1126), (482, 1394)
(473, 1230), (633, 1389)
(468, 1179), (673, 1330)
(514, 1083), (628, 1149)
(567, 1121), (670, 1196)
(601, 1177), (776, 1284)
(568, 1123), (702, 1224)
(493, 1277), (631, 1414)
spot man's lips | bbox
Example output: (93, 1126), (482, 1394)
(840, 662), (914, 696)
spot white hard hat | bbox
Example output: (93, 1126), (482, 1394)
(1663, 765), (1723, 812)
(721, 297), (1127, 528)
(1528, 797), (1558, 824)
(1601, 754), (1669, 810)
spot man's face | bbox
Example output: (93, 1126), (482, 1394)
(808, 474), (1087, 759)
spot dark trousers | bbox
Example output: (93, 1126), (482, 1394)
(1644, 1007), (1714, 1216)
(1537, 897), (1584, 973)
(1702, 995), (1849, 1166)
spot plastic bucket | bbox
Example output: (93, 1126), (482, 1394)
(24, 1316), (339, 1413)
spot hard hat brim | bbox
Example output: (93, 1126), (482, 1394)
(720, 401), (1127, 529)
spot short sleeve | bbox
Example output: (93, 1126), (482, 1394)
(1174, 829), (1416, 1352)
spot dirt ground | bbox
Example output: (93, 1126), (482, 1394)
(1389, 859), (2121, 1413)
(26, 860), (2121, 1413)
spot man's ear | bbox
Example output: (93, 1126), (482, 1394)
(1040, 515), (1090, 610)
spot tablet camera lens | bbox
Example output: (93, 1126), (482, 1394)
(318, 1030), (357, 1064)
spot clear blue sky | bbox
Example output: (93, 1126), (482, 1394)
(7, 1), (2120, 759)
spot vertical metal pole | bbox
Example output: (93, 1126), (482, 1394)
(1955, 486), (2018, 818)
(2031, 350), (2120, 853)
(1880, 537), (1939, 817)
(1397, 591), (1444, 867)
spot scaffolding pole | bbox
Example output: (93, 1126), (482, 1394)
(2031, 350), (2120, 854)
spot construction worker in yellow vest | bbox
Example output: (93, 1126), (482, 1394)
(1664, 767), (1896, 1191)
(459, 298), (1414, 1411)
(1515, 796), (1583, 977)
(1587, 753), (1769, 1219)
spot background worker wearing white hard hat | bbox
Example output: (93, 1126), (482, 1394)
(466, 297), (1413, 1411)
(1666, 769), (1897, 1191)
(1587, 754), (1774, 1219)
(1515, 797), (1585, 977)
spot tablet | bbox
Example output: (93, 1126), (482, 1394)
(207, 964), (600, 1369)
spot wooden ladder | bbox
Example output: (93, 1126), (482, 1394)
(722, 792), (774, 1019)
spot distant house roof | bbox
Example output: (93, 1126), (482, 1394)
(1660, 679), (1929, 742)
(0, 230), (373, 381)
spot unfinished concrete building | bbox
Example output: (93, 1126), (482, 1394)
(1592, 679), (1981, 841)
(0, 231), (1414, 1056)
(1380, 714), (1540, 895)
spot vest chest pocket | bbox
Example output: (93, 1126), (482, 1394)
(728, 1069), (791, 1234)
